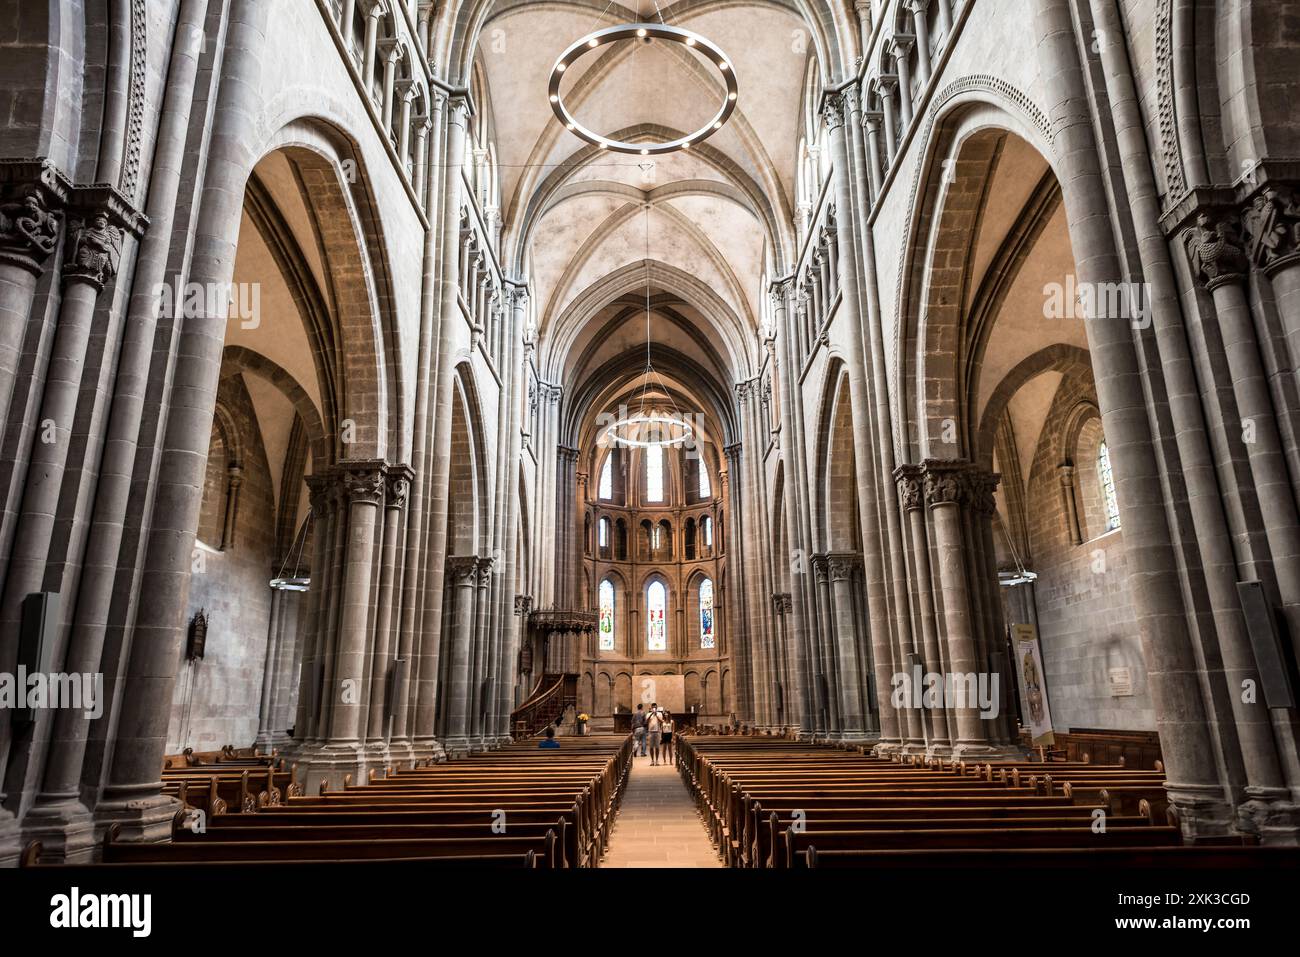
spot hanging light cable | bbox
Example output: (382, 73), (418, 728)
(603, 202), (694, 449)
(269, 510), (313, 591)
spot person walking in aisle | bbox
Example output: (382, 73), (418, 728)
(646, 703), (663, 765)
(631, 703), (647, 757)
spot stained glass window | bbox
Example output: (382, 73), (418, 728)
(646, 444), (663, 502)
(598, 517), (609, 548)
(702, 516), (713, 548)
(699, 577), (715, 649)
(598, 453), (612, 499)
(599, 579), (615, 651)
(699, 459), (711, 498)
(647, 580), (667, 651)
(1098, 440), (1121, 532)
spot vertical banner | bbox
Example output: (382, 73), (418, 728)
(1011, 623), (1054, 746)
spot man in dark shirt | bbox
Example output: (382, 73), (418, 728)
(538, 726), (560, 749)
(631, 703), (648, 757)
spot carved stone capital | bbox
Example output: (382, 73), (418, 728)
(894, 463), (924, 511)
(62, 210), (122, 290)
(821, 91), (848, 131)
(305, 472), (336, 514)
(386, 464), (415, 510)
(828, 553), (861, 582)
(0, 159), (71, 275)
(337, 460), (386, 506)
(922, 459), (970, 508)
(1183, 210), (1248, 288)
(890, 34), (916, 59)
(771, 592), (793, 614)
(1242, 185), (1300, 274)
(447, 555), (479, 586)
(968, 468), (1001, 515)
(514, 594), (533, 616)
(810, 553), (830, 584)
(476, 555), (495, 586)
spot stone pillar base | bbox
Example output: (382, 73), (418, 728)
(411, 736), (448, 766)
(0, 811), (23, 868)
(951, 742), (1026, 762)
(1166, 784), (1239, 842)
(1236, 791), (1300, 846)
(293, 742), (371, 794)
(872, 741), (905, 757)
(441, 735), (474, 758)
(93, 792), (180, 846)
(387, 738), (416, 770)
(19, 800), (98, 864)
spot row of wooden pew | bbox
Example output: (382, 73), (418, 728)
(678, 737), (1283, 869)
(161, 746), (300, 817)
(24, 735), (632, 869)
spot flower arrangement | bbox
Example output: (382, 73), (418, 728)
(577, 713), (590, 723)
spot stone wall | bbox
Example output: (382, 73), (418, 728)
(168, 374), (278, 752)
(1020, 373), (1153, 731)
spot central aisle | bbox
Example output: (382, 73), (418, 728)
(600, 754), (722, 868)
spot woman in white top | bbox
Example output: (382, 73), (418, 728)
(661, 712), (675, 762)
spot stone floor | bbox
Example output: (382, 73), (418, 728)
(599, 751), (723, 868)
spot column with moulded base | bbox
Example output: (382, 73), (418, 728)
(894, 465), (951, 752)
(441, 556), (481, 755)
(923, 460), (1019, 759)
(296, 461), (385, 793)
(828, 554), (870, 741)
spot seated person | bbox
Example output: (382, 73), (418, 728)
(538, 726), (561, 749)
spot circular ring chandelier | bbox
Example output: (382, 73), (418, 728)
(549, 23), (738, 156)
(603, 412), (695, 449)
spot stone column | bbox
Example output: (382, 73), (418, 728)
(823, 92), (904, 751)
(878, 77), (899, 164)
(220, 463), (243, 548)
(443, 556), (480, 754)
(768, 281), (812, 733)
(1058, 465), (1082, 545)
(23, 0), (212, 859)
(340, 0), (357, 45)
(923, 460), (1009, 756)
(0, 166), (64, 448)
(0, 194), (139, 789)
(1185, 212), (1300, 648)
(809, 555), (834, 733)
(94, 0), (272, 844)
(1251, 187), (1300, 371)
(936, 0), (953, 38)
(305, 461), (384, 786)
(890, 36), (916, 127)
(861, 112), (884, 207)
(1033, 0), (1230, 834)
(366, 466), (411, 760)
(828, 554), (867, 738)
(255, 587), (285, 750)
(907, 0), (933, 86)
(362, 2), (382, 86)
(895, 465), (949, 750)
(380, 42), (401, 132)
(412, 96), (469, 763)
(469, 555), (494, 747)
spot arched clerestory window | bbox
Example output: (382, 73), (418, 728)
(699, 577), (715, 649)
(599, 452), (613, 499)
(1097, 440), (1121, 533)
(647, 580), (667, 652)
(645, 444), (664, 502)
(599, 578), (615, 651)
